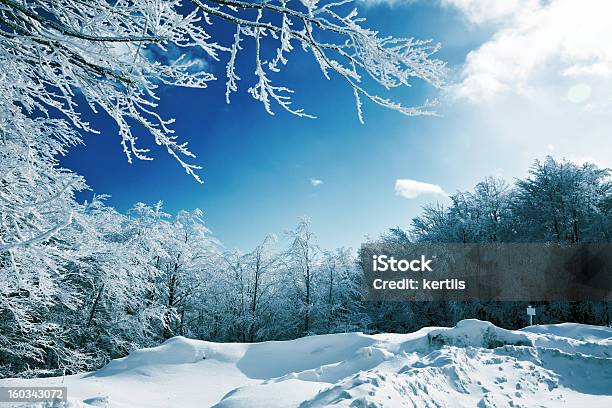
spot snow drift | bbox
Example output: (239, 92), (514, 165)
(2, 320), (611, 407)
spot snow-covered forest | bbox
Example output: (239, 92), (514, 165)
(0, 0), (444, 379)
(0, 0), (610, 390)
(2, 153), (611, 378)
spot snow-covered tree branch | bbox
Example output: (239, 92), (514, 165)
(0, 0), (445, 182)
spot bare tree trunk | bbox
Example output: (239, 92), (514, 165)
(249, 255), (260, 342)
(179, 308), (185, 336)
(86, 283), (105, 328)
(327, 266), (334, 333)
(163, 265), (177, 339)
(304, 260), (311, 334)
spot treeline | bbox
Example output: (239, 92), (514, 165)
(1, 156), (611, 378)
(374, 156), (612, 332)
(410, 156), (612, 244)
(1, 199), (366, 377)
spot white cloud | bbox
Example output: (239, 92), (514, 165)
(360, 0), (524, 16)
(395, 179), (446, 199)
(562, 62), (612, 78)
(440, 0), (529, 24)
(310, 178), (323, 187)
(449, 0), (612, 101)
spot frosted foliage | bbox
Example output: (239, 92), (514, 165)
(0, 0), (448, 378)
(0, 0), (445, 182)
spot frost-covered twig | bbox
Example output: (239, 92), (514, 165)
(0, 0), (445, 182)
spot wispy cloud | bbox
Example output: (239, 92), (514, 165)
(310, 178), (323, 187)
(395, 179), (446, 199)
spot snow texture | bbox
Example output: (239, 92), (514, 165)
(2, 319), (611, 407)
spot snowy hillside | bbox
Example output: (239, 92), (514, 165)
(3, 320), (611, 408)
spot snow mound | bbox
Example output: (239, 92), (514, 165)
(92, 336), (247, 377)
(522, 322), (612, 342)
(427, 319), (533, 349)
(521, 323), (612, 358)
(235, 333), (376, 380)
(301, 341), (612, 408)
(4, 320), (612, 408)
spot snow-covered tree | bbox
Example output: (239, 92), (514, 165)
(284, 218), (319, 335)
(0, 120), (92, 376)
(123, 203), (219, 340)
(513, 157), (611, 243)
(169, 209), (220, 337)
(242, 234), (278, 341)
(403, 156), (612, 329)
(316, 247), (367, 333)
(64, 198), (161, 366)
(411, 178), (512, 243)
(0, 0), (445, 182)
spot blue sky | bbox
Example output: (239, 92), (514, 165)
(61, 0), (612, 251)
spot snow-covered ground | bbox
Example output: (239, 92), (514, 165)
(2, 320), (611, 407)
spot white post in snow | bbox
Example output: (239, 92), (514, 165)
(527, 305), (536, 326)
